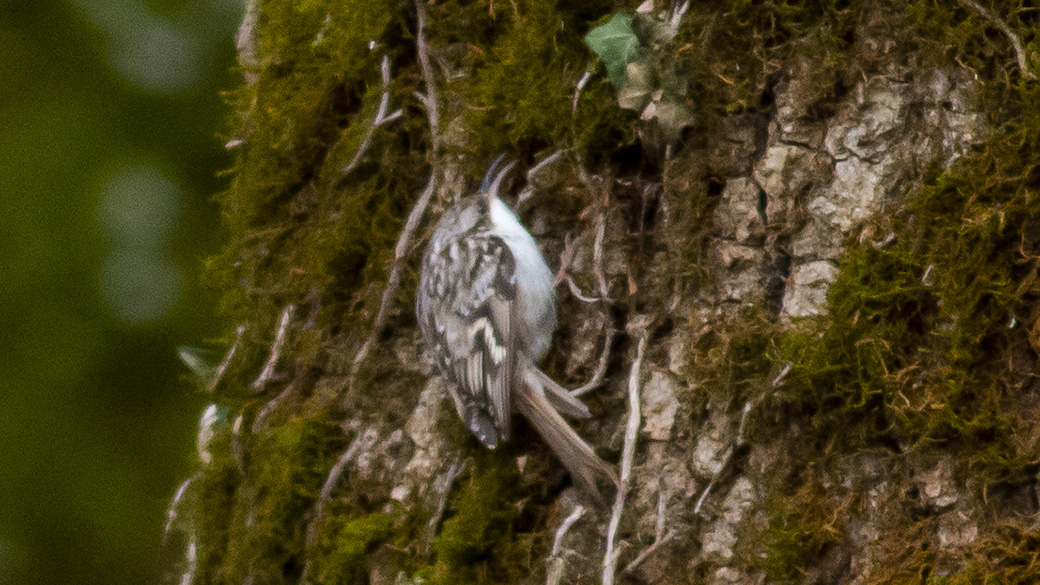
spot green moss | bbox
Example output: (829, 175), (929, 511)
(212, 0), (407, 327)
(674, 0), (857, 117)
(194, 433), (240, 579)
(314, 512), (395, 585)
(432, 0), (634, 158)
(908, 0), (1039, 85)
(223, 0), (393, 229)
(217, 417), (341, 583)
(752, 474), (846, 583)
(426, 451), (524, 585)
(686, 306), (779, 403)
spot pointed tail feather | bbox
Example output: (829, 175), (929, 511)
(521, 366), (591, 419)
(514, 379), (618, 502)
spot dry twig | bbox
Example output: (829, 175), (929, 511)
(231, 413), (245, 474)
(655, 486), (668, 542)
(340, 55), (404, 179)
(618, 482), (673, 575)
(251, 382), (295, 433)
(164, 475), (195, 540)
(689, 362), (790, 513)
(954, 0), (1036, 80)
(177, 537), (198, 585)
(620, 530), (676, 576)
(573, 71), (591, 112)
(603, 325), (648, 585)
(545, 504), (587, 585)
(348, 0), (441, 392)
(516, 149), (565, 208)
(253, 305), (294, 391)
(568, 165), (614, 397)
(300, 429), (378, 585)
(208, 325), (244, 393)
(693, 401), (751, 515)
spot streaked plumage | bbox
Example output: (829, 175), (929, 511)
(416, 158), (616, 497)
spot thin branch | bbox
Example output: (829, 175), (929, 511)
(555, 232), (582, 284)
(340, 55), (404, 179)
(618, 482), (672, 576)
(570, 321), (614, 397)
(546, 505), (587, 585)
(592, 202), (609, 300)
(603, 326), (648, 585)
(231, 414), (246, 474)
(573, 71), (591, 112)
(414, 1), (441, 154)
(669, 0), (690, 27)
(552, 505), (587, 556)
(620, 530), (676, 576)
(253, 305), (294, 391)
(516, 149), (565, 208)
(686, 363), (786, 512)
(693, 401), (752, 515)
(954, 0), (1036, 80)
(235, 0), (259, 85)
(164, 475), (195, 541)
(300, 430), (376, 585)
(555, 232), (603, 303)
(922, 263), (935, 286)
(317, 432), (370, 520)
(209, 325), (245, 393)
(564, 274), (601, 304)
(569, 165), (614, 398)
(771, 362), (792, 388)
(251, 382), (295, 433)
(347, 0), (441, 392)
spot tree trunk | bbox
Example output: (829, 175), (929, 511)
(169, 0), (1040, 584)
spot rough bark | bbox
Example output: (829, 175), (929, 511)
(167, 1), (1040, 584)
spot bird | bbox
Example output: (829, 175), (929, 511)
(415, 157), (617, 498)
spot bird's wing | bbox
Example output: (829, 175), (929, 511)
(421, 233), (518, 448)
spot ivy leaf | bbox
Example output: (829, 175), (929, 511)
(585, 13), (641, 89)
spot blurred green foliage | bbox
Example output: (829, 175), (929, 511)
(0, 0), (240, 583)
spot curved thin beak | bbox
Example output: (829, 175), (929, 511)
(480, 155), (517, 200)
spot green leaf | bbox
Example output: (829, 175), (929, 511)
(585, 13), (641, 88)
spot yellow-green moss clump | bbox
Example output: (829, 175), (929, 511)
(429, 0), (634, 160)
(217, 418), (341, 582)
(778, 80), (1040, 472)
(752, 474), (846, 583)
(738, 86), (1040, 585)
(673, 0), (857, 117)
(211, 0), (420, 341)
(423, 451), (527, 585)
(312, 512), (394, 584)
(679, 1), (1040, 578)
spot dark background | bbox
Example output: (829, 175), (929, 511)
(0, 0), (240, 583)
